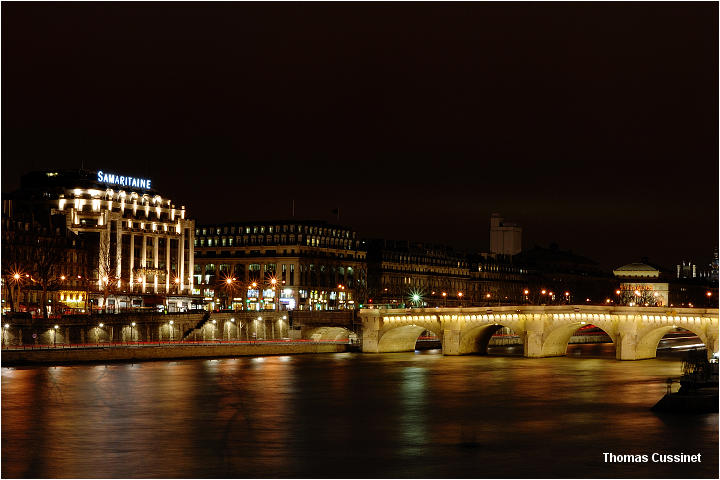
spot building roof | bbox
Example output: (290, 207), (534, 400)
(613, 263), (660, 277)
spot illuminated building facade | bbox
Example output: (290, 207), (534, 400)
(613, 263), (669, 306)
(366, 239), (472, 307)
(3, 169), (197, 313)
(193, 220), (366, 310)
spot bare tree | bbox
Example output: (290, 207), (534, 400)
(97, 231), (121, 313)
(17, 229), (68, 319)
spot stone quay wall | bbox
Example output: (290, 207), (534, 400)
(1, 342), (347, 366)
(0, 311), (298, 347)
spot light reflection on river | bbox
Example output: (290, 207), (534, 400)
(2, 345), (717, 478)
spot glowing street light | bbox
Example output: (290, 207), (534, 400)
(53, 324), (59, 347)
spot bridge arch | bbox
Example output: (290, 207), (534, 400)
(373, 315), (443, 353)
(304, 326), (352, 341)
(635, 322), (711, 359)
(541, 315), (617, 357)
(458, 323), (517, 355)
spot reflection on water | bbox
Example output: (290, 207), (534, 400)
(2, 345), (717, 478)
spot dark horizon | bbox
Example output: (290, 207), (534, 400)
(2, 3), (718, 271)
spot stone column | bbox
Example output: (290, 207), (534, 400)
(523, 314), (545, 357)
(116, 220), (122, 281)
(129, 233), (135, 292)
(166, 236), (171, 294)
(705, 325), (719, 360)
(188, 222), (195, 293)
(141, 235), (147, 293)
(179, 227), (185, 293)
(616, 315), (639, 360)
(153, 235), (159, 294)
(361, 317), (381, 353)
(442, 327), (462, 355)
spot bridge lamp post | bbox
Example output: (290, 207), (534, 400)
(53, 324), (59, 347)
(441, 292), (447, 307)
(211, 319), (217, 340)
(131, 322), (136, 342)
(523, 289), (529, 304)
(169, 320), (174, 341)
(457, 291), (463, 307)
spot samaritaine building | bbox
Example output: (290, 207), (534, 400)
(5, 169), (197, 312)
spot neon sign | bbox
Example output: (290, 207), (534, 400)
(97, 170), (152, 189)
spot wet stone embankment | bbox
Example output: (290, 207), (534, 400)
(1, 342), (347, 366)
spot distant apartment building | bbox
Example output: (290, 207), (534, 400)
(468, 253), (529, 304)
(193, 220), (366, 311)
(365, 239), (471, 307)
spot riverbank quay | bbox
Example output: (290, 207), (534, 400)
(0, 310), (358, 347)
(1, 340), (348, 366)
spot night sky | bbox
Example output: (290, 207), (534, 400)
(2, 3), (718, 270)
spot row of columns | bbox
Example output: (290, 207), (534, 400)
(103, 218), (195, 294)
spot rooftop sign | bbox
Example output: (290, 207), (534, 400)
(97, 170), (151, 190)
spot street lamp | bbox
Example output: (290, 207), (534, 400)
(131, 321), (136, 342)
(53, 324), (59, 347)
(441, 291), (447, 307)
(270, 278), (278, 311)
(457, 291), (463, 307)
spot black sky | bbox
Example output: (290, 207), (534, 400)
(2, 2), (718, 270)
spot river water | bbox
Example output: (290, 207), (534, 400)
(2, 345), (717, 478)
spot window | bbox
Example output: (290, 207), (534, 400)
(249, 263), (261, 281)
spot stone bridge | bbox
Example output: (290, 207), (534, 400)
(359, 305), (719, 360)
